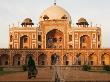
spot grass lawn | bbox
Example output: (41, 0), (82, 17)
(0, 71), (20, 76)
(99, 71), (110, 74)
(89, 70), (110, 74)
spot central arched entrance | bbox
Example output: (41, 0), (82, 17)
(46, 29), (64, 49)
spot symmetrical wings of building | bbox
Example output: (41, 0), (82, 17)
(0, 3), (110, 67)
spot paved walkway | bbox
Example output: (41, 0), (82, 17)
(0, 68), (110, 81)
(0, 68), (52, 81)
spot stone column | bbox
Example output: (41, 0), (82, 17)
(60, 50), (63, 65)
(9, 51), (13, 67)
(97, 51), (100, 65)
(86, 52), (89, 65)
(47, 52), (51, 65)
(98, 51), (102, 65)
(35, 52), (38, 65)
(22, 51), (26, 65)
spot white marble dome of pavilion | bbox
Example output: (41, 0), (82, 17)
(39, 4), (71, 22)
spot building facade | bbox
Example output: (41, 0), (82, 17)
(0, 3), (110, 67)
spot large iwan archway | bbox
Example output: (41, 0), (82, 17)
(46, 29), (64, 49)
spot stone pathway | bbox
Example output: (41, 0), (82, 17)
(0, 68), (110, 81)
(0, 68), (52, 81)
(64, 70), (110, 81)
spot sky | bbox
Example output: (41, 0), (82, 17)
(0, 0), (110, 48)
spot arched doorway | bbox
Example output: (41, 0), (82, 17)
(38, 53), (47, 65)
(101, 53), (110, 65)
(25, 54), (33, 65)
(20, 35), (29, 48)
(0, 54), (9, 66)
(13, 54), (21, 66)
(46, 29), (64, 49)
(51, 53), (59, 65)
(63, 55), (69, 65)
(75, 53), (85, 65)
(89, 53), (98, 65)
(80, 35), (91, 49)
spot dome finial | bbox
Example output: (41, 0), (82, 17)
(54, 0), (56, 5)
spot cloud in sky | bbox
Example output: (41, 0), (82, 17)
(0, 0), (110, 48)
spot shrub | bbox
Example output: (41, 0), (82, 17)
(22, 64), (27, 71)
(0, 67), (3, 71)
(82, 65), (91, 71)
(103, 65), (110, 71)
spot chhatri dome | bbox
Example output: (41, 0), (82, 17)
(21, 18), (34, 26)
(76, 17), (89, 26)
(39, 3), (71, 22)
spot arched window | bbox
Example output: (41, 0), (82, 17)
(69, 35), (72, 41)
(38, 35), (42, 42)
(80, 35), (91, 49)
(24, 37), (28, 43)
(20, 35), (29, 49)
(98, 35), (100, 41)
(38, 44), (41, 49)
(10, 35), (13, 42)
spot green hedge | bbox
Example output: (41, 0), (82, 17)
(22, 64), (27, 71)
(103, 65), (110, 71)
(82, 65), (91, 71)
(0, 67), (3, 71)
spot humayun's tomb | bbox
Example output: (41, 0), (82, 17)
(0, 3), (110, 67)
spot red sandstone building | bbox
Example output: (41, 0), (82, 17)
(0, 3), (110, 67)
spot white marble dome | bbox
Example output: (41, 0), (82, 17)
(39, 4), (71, 22)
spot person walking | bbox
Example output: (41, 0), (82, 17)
(27, 56), (37, 79)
